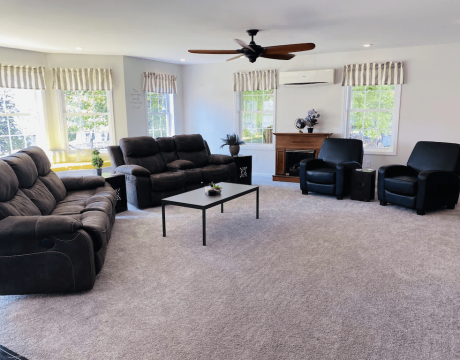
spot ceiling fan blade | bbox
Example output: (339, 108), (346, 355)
(226, 55), (245, 62)
(261, 53), (295, 60)
(264, 43), (315, 54)
(234, 39), (255, 52)
(188, 50), (239, 54)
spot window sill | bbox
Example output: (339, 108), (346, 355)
(364, 149), (397, 156)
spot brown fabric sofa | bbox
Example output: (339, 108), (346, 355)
(0, 146), (116, 295)
(108, 134), (237, 208)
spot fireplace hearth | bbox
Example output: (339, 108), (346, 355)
(285, 150), (315, 176)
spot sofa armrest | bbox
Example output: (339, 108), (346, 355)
(61, 176), (105, 191)
(207, 154), (234, 165)
(416, 170), (460, 211)
(166, 160), (195, 171)
(300, 158), (324, 171)
(0, 215), (82, 239)
(115, 165), (150, 177)
(336, 161), (362, 196)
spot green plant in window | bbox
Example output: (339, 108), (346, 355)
(91, 149), (104, 169)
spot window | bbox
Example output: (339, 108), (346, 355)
(62, 90), (113, 152)
(0, 88), (45, 156)
(146, 93), (174, 138)
(345, 85), (401, 155)
(238, 89), (275, 145)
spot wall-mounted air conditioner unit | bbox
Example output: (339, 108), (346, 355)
(279, 69), (335, 85)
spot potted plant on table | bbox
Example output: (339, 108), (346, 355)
(205, 182), (222, 196)
(220, 133), (245, 157)
(305, 109), (320, 133)
(91, 149), (104, 176)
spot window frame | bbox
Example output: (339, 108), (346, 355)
(58, 89), (116, 154)
(343, 84), (402, 155)
(0, 88), (47, 156)
(145, 92), (175, 138)
(235, 89), (276, 150)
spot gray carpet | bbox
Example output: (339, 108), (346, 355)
(1, 175), (460, 360)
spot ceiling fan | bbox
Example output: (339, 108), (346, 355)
(188, 29), (315, 63)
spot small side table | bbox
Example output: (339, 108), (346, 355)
(233, 155), (252, 185)
(350, 169), (376, 202)
(103, 173), (128, 213)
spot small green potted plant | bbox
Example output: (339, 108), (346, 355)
(205, 182), (222, 196)
(91, 149), (104, 176)
(220, 133), (245, 157)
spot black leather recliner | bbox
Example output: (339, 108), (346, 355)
(299, 138), (364, 199)
(378, 141), (460, 215)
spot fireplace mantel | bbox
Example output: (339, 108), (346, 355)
(273, 132), (333, 183)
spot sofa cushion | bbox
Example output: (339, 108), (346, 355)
(306, 168), (337, 184)
(384, 175), (418, 196)
(182, 168), (203, 185)
(51, 201), (86, 216)
(21, 179), (56, 215)
(150, 172), (187, 192)
(0, 159), (19, 202)
(306, 181), (336, 195)
(0, 190), (41, 220)
(120, 136), (166, 174)
(2, 153), (38, 188)
(166, 160), (195, 171)
(20, 146), (51, 176)
(157, 137), (179, 164)
(39, 171), (67, 203)
(174, 134), (209, 168)
(201, 165), (232, 184)
(384, 190), (417, 209)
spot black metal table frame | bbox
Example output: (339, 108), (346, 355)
(162, 187), (259, 246)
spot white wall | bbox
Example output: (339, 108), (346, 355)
(3, 42), (460, 174)
(122, 56), (185, 137)
(182, 42), (460, 174)
(0, 47), (184, 158)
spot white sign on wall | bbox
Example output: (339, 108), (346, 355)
(129, 89), (143, 109)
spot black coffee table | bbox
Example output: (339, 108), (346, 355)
(162, 182), (259, 246)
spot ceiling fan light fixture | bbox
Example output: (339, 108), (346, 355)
(188, 30), (315, 63)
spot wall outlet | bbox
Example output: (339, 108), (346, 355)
(365, 161), (371, 168)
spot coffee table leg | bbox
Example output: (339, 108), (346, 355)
(256, 188), (259, 219)
(162, 203), (166, 237)
(202, 209), (206, 246)
(221, 203), (224, 213)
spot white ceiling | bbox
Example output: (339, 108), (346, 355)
(1, 0), (460, 64)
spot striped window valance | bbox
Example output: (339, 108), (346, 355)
(52, 68), (113, 91)
(143, 72), (177, 94)
(233, 70), (277, 92)
(341, 62), (404, 86)
(0, 64), (46, 90)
